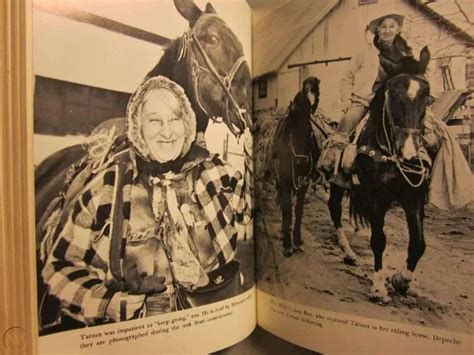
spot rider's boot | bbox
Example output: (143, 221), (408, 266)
(317, 131), (349, 176)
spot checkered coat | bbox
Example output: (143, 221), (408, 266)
(42, 148), (246, 325)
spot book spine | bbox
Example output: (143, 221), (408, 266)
(0, 0), (38, 354)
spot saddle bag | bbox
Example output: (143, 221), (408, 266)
(187, 261), (240, 307)
(172, 260), (241, 310)
(341, 116), (369, 173)
(341, 143), (358, 173)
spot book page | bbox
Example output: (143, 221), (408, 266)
(253, 0), (474, 354)
(32, 0), (255, 353)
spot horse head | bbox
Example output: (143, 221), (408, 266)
(148, 0), (252, 137)
(302, 76), (320, 114)
(381, 47), (431, 161)
(289, 76), (320, 118)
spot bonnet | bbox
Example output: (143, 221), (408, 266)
(126, 75), (197, 162)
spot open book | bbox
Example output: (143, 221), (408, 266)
(1, 0), (473, 354)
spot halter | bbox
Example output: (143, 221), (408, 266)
(178, 14), (249, 136)
(381, 88), (428, 188)
(289, 134), (313, 191)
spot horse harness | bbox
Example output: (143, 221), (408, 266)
(356, 79), (431, 188)
(289, 133), (314, 191)
(178, 14), (249, 137)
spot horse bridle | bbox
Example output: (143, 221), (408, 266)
(381, 74), (429, 188)
(178, 14), (249, 136)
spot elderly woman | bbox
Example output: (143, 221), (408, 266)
(42, 75), (246, 325)
(318, 13), (429, 173)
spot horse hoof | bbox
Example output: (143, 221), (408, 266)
(343, 254), (358, 266)
(293, 245), (304, 253)
(405, 288), (419, 298)
(391, 272), (412, 295)
(282, 248), (293, 257)
(368, 290), (391, 304)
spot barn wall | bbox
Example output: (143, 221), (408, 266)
(253, 75), (279, 112)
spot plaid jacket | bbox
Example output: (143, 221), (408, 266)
(42, 148), (246, 325)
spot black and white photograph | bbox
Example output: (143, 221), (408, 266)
(254, 0), (474, 335)
(33, 0), (254, 336)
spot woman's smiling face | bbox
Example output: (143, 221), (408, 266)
(141, 89), (186, 163)
(377, 17), (401, 45)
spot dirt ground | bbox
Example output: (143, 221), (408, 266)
(255, 180), (474, 335)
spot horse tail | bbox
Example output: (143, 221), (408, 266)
(349, 182), (369, 227)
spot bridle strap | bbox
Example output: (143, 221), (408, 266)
(381, 91), (428, 188)
(179, 14), (249, 136)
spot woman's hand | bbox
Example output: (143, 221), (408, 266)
(106, 293), (146, 321)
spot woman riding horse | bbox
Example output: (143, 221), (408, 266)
(318, 14), (440, 175)
(318, 13), (472, 301)
(318, 13), (472, 268)
(42, 76), (248, 325)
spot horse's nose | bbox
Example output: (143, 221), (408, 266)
(402, 134), (418, 161)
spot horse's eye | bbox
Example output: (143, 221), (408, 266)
(207, 34), (220, 45)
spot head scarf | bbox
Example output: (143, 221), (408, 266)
(126, 76), (209, 290)
(126, 76), (197, 163)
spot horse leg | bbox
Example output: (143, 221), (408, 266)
(280, 184), (293, 257)
(368, 198), (391, 303)
(293, 185), (307, 253)
(392, 194), (426, 296)
(328, 183), (358, 265)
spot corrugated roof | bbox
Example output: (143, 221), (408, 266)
(431, 89), (471, 121)
(252, 0), (341, 79)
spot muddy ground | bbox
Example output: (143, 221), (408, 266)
(255, 180), (474, 335)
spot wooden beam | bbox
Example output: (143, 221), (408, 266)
(287, 56), (351, 69)
(34, 1), (173, 47)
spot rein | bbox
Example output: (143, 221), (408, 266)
(178, 14), (249, 137)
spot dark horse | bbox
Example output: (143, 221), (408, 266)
(272, 77), (320, 257)
(350, 48), (432, 303)
(36, 0), (252, 331)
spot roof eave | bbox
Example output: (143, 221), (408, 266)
(406, 0), (474, 45)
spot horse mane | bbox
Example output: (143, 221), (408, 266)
(145, 38), (187, 83)
(290, 91), (312, 119)
(384, 56), (425, 77)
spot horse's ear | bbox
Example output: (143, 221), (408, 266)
(174, 0), (202, 26)
(205, 3), (217, 14)
(419, 46), (430, 74)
